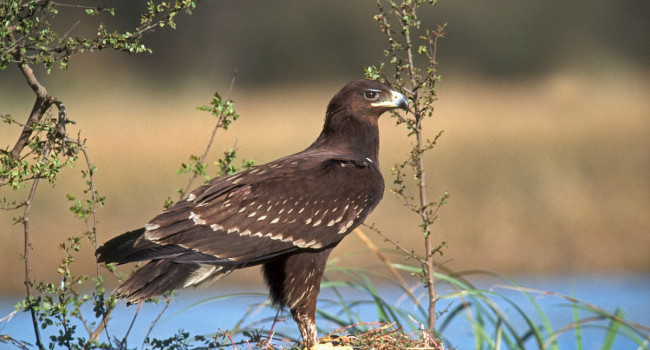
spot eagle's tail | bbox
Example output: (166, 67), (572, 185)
(116, 259), (194, 303)
(95, 228), (149, 264)
(96, 229), (235, 303)
(116, 260), (234, 303)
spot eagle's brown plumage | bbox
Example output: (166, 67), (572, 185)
(96, 79), (408, 347)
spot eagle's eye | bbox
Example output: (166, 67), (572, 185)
(363, 90), (380, 101)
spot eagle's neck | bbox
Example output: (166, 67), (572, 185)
(308, 110), (380, 161)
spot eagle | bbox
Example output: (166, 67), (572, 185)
(96, 79), (408, 348)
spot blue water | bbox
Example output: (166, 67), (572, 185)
(1, 274), (648, 349)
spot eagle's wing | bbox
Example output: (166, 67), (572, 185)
(138, 150), (383, 266)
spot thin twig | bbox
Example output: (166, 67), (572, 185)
(353, 227), (421, 307)
(65, 137), (100, 262)
(362, 223), (421, 261)
(88, 307), (113, 345)
(63, 130), (114, 348)
(376, 0), (401, 81)
(120, 301), (143, 348)
(21, 144), (53, 350)
(0, 202), (26, 210)
(61, 20), (81, 41)
(75, 306), (93, 336)
(50, 2), (100, 9)
(180, 72), (238, 200)
(141, 298), (173, 350)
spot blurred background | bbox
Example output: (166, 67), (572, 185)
(1, 0), (649, 294)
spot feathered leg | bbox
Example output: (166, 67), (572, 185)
(263, 248), (334, 348)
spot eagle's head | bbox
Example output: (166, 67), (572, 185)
(326, 79), (409, 120)
(314, 79), (409, 159)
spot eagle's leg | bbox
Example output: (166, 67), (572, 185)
(262, 248), (334, 348)
(293, 303), (318, 348)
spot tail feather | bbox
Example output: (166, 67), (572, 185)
(117, 260), (195, 303)
(96, 228), (187, 264)
(116, 260), (234, 303)
(97, 228), (236, 303)
(96, 228), (149, 264)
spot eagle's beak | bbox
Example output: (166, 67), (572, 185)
(372, 90), (410, 113)
(392, 90), (410, 112)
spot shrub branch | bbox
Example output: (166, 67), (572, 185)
(365, 0), (448, 335)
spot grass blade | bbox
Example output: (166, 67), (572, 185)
(601, 308), (624, 350)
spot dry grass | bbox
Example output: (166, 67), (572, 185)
(1, 71), (649, 293)
(318, 322), (445, 350)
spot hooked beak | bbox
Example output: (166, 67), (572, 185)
(371, 90), (410, 113)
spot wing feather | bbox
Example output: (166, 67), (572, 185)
(141, 150), (383, 266)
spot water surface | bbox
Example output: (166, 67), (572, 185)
(1, 274), (648, 349)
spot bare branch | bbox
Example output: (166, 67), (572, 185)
(9, 64), (52, 160)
